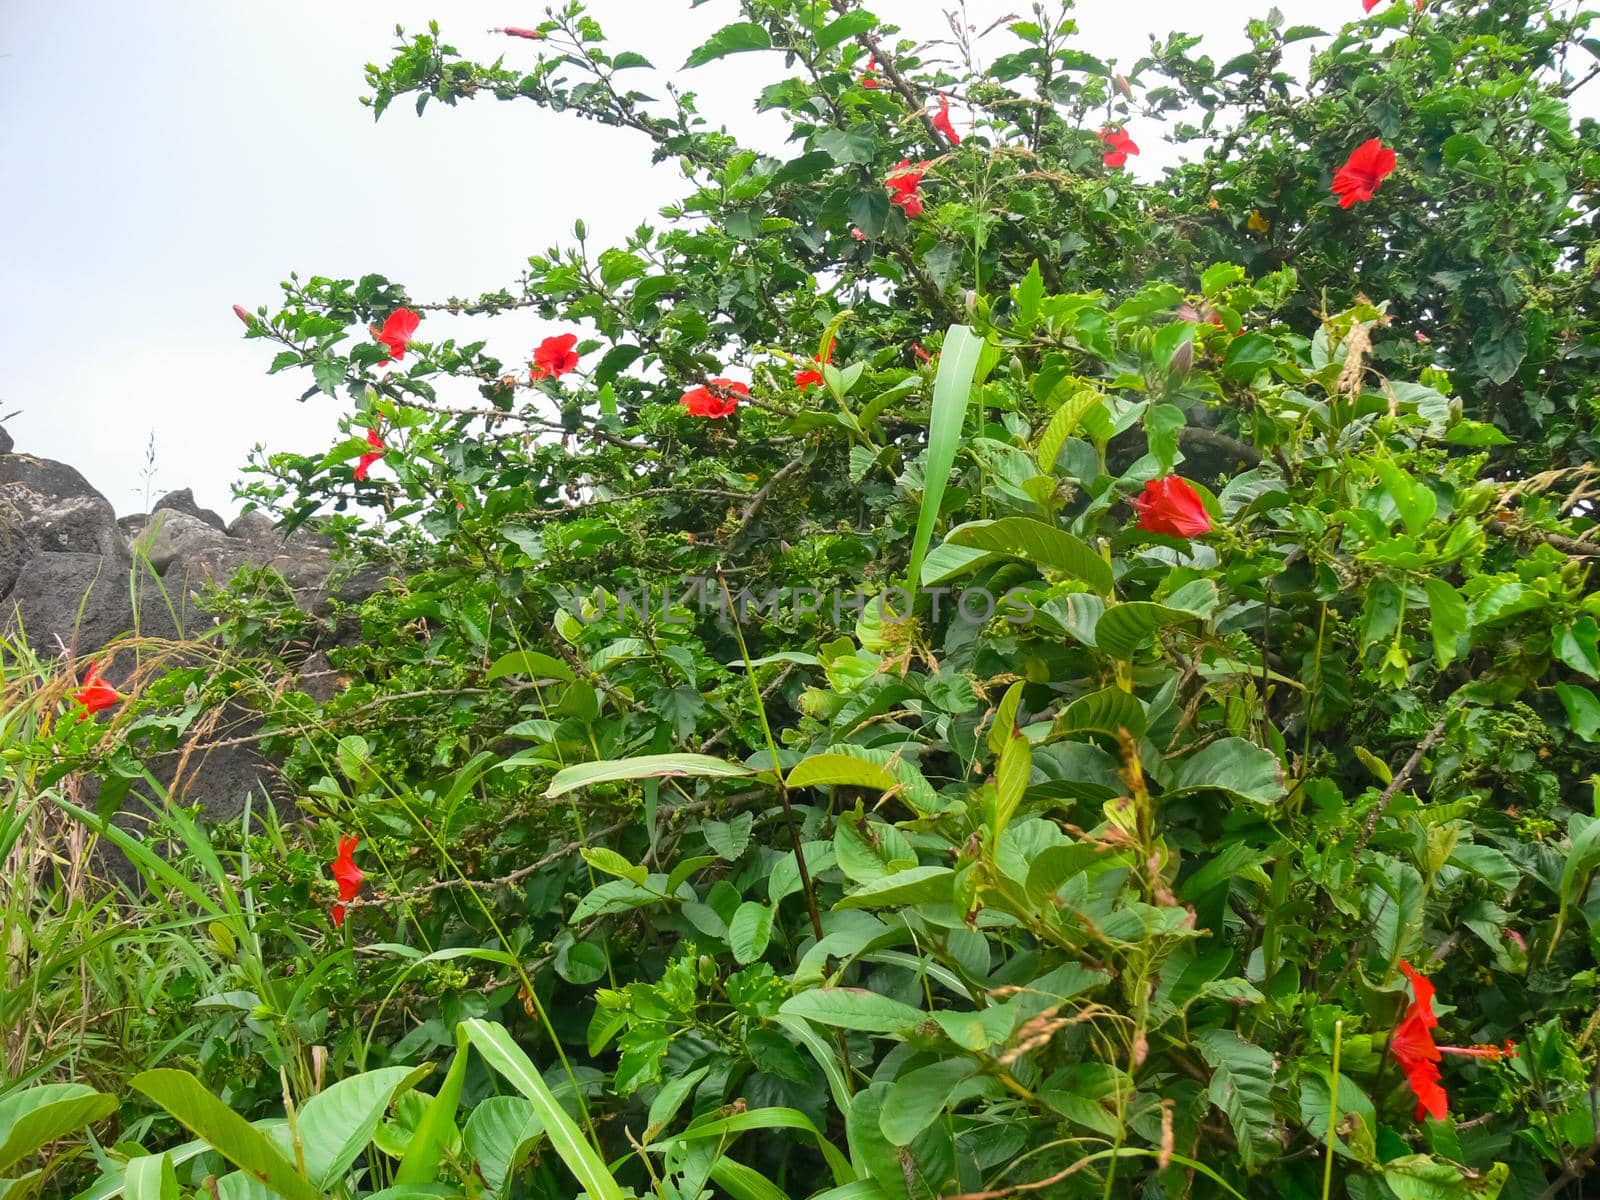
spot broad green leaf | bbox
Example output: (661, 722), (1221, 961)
(1036, 385), (1103, 473)
(1193, 1030), (1277, 1171)
(684, 22), (772, 67)
(0, 1085), (117, 1176)
(835, 866), (956, 910)
(484, 651), (574, 683)
(395, 1043), (469, 1186)
(988, 680), (1026, 756)
(1556, 683), (1600, 741)
(123, 1155), (178, 1200)
(456, 1021), (623, 1200)
(580, 847), (647, 886)
(814, 10), (877, 50)
(788, 754), (896, 793)
(1424, 579), (1468, 670)
(1382, 1155), (1508, 1199)
(129, 1071), (319, 1200)
(1168, 738), (1284, 805)
(710, 1160), (791, 1200)
(1054, 688), (1146, 738)
(1094, 601), (1201, 660)
(1013, 261), (1045, 330)
(652, 1108), (851, 1187)
(542, 754), (754, 797)
(297, 1065), (431, 1188)
(904, 325), (983, 598)
(462, 1097), (542, 1200)
(944, 518), (1112, 593)
(780, 989), (928, 1036)
(879, 1060), (978, 1146)
(1374, 462), (1437, 535)
(1556, 616), (1600, 679)
(728, 901), (775, 964)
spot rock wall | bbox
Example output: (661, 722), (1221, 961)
(1, 424), (377, 829)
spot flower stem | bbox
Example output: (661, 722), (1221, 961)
(1322, 1019), (1343, 1200)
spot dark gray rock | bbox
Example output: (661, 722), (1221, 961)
(3, 551), (179, 653)
(153, 488), (227, 532)
(134, 510), (234, 573)
(0, 452), (121, 594)
(227, 511), (279, 546)
(0, 425), (12, 454)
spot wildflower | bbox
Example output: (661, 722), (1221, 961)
(794, 339), (835, 392)
(860, 53), (881, 88)
(1392, 960), (1518, 1123)
(1415, 330), (1432, 344)
(1132, 477), (1212, 538)
(330, 835), (364, 928)
(1100, 127), (1139, 169)
(911, 342), (932, 362)
(531, 332), (581, 380)
(74, 661), (120, 720)
(1247, 210), (1272, 234)
(1331, 139), (1397, 208)
(354, 428), (385, 482)
(681, 378), (748, 419)
(371, 308), (421, 361)
(932, 93), (961, 145)
(850, 227), (867, 241)
(887, 160), (927, 218)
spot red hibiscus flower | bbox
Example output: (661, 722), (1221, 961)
(354, 428), (385, 482)
(933, 93), (961, 146)
(74, 661), (120, 720)
(330, 834), (364, 928)
(1363, 0), (1381, 9)
(531, 332), (581, 380)
(795, 340), (835, 392)
(1331, 138), (1397, 208)
(1132, 477), (1212, 538)
(911, 342), (933, 362)
(1100, 126), (1139, 169)
(887, 160), (927, 219)
(232, 304), (252, 327)
(850, 227), (867, 241)
(1391, 960), (1518, 1123)
(371, 308), (421, 361)
(681, 378), (748, 419)
(860, 53), (881, 88)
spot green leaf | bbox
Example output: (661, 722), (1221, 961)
(1036, 385), (1103, 472)
(1221, 333), (1277, 382)
(815, 10), (877, 50)
(904, 326), (983, 598)
(788, 754), (897, 793)
(1423, 579), (1468, 670)
(1055, 688), (1146, 738)
(129, 1071), (320, 1200)
(835, 866), (956, 910)
(1168, 738), (1284, 805)
(581, 847), (647, 886)
(542, 754), (755, 798)
(1556, 683), (1600, 741)
(944, 518), (1112, 594)
(879, 1060), (979, 1145)
(1193, 1030), (1277, 1171)
(297, 1066), (431, 1188)
(1443, 420), (1511, 447)
(485, 651), (574, 683)
(780, 989), (927, 1036)
(1093, 601), (1201, 660)
(1556, 616), (1600, 679)
(123, 1155), (178, 1200)
(313, 357), (345, 397)
(684, 22), (773, 67)
(1200, 262), (1246, 296)
(1374, 462), (1437, 535)
(1013, 261), (1045, 330)
(0, 1084), (117, 1176)
(1475, 327), (1527, 385)
(462, 1097), (542, 1200)
(456, 1021), (622, 1200)
(728, 901), (775, 964)
(1382, 1156), (1508, 1199)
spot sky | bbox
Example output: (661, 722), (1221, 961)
(0, 0), (1430, 516)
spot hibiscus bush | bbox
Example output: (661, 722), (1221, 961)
(11, 2), (1600, 1199)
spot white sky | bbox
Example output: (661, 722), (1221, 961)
(0, 0), (1434, 515)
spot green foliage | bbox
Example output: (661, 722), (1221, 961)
(9, 1), (1600, 1198)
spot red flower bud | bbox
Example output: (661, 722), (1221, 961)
(500, 27), (543, 39)
(232, 304), (252, 326)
